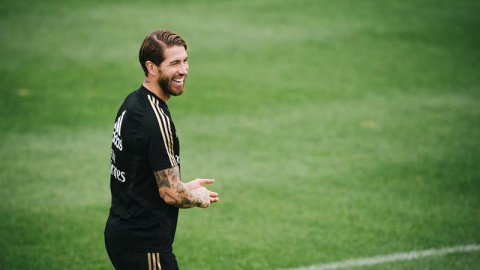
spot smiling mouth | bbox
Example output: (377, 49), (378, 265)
(172, 78), (184, 84)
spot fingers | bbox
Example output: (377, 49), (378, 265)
(209, 190), (219, 203)
(196, 178), (215, 185)
(192, 179), (219, 206)
(186, 178), (215, 191)
(200, 198), (218, 207)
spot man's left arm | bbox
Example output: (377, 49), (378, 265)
(154, 166), (219, 208)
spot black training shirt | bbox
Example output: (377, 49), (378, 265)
(105, 86), (180, 252)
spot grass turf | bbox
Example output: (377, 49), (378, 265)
(1, 0), (479, 269)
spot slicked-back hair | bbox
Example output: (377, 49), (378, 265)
(139, 29), (187, 76)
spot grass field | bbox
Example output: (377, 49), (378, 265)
(1, 0), (479, 269)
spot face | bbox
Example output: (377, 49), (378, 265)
(156, 45), (189, 97)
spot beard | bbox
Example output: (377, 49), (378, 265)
(158, 74), (185, 97)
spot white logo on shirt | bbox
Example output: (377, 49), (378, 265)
(175, 155), (180, 165)
(112, 110), (126, 151)
(110, 163), (126, 182)
(111, 110), (127, 182)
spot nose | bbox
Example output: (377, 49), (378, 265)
(180, 62), (189, 75)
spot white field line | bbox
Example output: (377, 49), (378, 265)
(281, 244), (480, 270)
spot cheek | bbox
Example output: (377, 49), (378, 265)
(156, 67), (163, 77)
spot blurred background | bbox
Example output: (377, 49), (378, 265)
(1, 0), (479, 269)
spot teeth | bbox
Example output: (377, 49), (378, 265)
(173, 78), (184, 83)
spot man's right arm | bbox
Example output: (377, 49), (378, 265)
(154, 166), (219, 208)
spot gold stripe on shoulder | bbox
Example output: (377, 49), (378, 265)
(157, 105), (177, 166)
(154, 99), (176, 166)
(147, 95), (177, 167)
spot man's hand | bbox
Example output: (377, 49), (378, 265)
(185, 179), (219, 207)
(154, 167), (219, 208)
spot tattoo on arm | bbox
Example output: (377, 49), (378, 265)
(154, 166), (207, 208)
(154, 170), (171, 189)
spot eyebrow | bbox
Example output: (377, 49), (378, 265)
(169, 57), (188, 65)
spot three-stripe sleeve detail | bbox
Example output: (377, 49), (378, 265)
(147, 95), (177, 167)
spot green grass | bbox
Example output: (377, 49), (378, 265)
(1, 0), (479, 269)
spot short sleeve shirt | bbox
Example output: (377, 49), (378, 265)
(105, 86), (180, 252)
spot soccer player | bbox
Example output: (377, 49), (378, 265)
(104, 29), (219, 270)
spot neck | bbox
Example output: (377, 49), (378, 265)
(143, 77), (170, 103)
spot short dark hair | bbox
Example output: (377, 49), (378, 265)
(139, 29), (187, 76)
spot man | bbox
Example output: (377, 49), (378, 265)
(105, 29), (219, 270)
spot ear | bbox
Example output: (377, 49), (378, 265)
(146, 61), (157, 76)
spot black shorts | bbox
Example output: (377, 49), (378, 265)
(105, 238), (179, 270)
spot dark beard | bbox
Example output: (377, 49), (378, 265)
(158, 76), (184, 97)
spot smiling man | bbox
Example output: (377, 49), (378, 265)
(104, 30), (219, 270)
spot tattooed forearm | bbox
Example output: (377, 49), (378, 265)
(154, 166), (209, 208)
(167, 167), (180, 183)
(154, 170), (171, 189)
